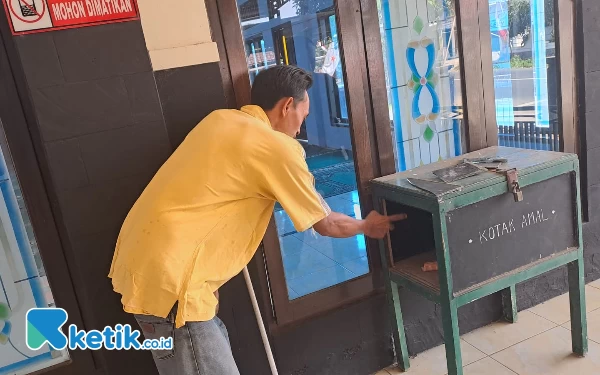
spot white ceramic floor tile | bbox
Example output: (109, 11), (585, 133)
(562, 308), (600, 344)
(528, 285), (600, 325)
(462, 311), (556, 355)
(287, 286), (299, 300)
(274, 210), (295, 236)
(324, 195), (359, 216)
(493, 327), (600, 375)
(462, 357), (517, 375)
(279, 235), (310, 256)
(281, 247), (337, 280)
(590, 278), (600, 290)
(287, 265), (355, 297)
(335, 190), (360, 204)
(342, 256), (370, 276)
(386, 340), (486, 375)
(292, 231), (367, 263)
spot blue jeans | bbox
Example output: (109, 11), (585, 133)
(134, 305), (240, 375)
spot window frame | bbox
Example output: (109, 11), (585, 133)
(209, 0), (386, 329)
(555, 0), (578, 154)
(468, 0), (579, 154)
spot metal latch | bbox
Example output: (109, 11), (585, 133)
(505, 169), (523, 202)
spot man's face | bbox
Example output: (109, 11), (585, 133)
(285, 92), (310, 138)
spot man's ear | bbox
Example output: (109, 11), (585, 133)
(282, 97), (294, 116)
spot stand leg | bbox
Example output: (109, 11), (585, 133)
(389, 281), (410, 371)
(440, 298), (463, 375)
(432, 211), (462, 375)
(501, 285), (518, 323)
(568, 257), (588, 356)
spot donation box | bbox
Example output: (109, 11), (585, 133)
(370, 146), (587, 375)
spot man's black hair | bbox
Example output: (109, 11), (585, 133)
(250, 65), (313, 110)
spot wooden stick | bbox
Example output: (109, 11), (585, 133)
(243, 266), (279, 375)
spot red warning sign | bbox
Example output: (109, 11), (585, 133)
(2, 0), (138, 35)
(9, 0), (46, 24)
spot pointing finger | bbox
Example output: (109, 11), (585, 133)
(388, 214), (408, 221)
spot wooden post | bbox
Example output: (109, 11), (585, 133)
(440, 299), (462, 375)
(568, 258), (588, 356)
(434, 210), (463, 375)
(390, 281), (410, 371)
(374, 196), (410, 371)
(569, 161), (588, 356)
(501, 285), (518, 323)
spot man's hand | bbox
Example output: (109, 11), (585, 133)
(313, 210), (406, 239)
(362, 211), (407, 239)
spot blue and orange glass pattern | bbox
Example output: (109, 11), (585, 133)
(405, 16), (440, 143)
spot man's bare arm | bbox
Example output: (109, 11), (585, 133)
(313, 211), (406, 239)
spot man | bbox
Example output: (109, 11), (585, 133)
(108, 65), (406, 374)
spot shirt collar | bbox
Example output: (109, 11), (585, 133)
(240, 105), (272, 128)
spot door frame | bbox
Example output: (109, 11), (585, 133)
(556, 0), (578, 154)
(208, 0), (387, 329)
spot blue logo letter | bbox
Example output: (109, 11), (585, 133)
(68, 325), (87, 350)
(103, 326), (116, 350)
(26, 308), (68, 351)
(86, 330), (103, 350)
(122, 325), (141, 349)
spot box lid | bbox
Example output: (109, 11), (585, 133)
(371, 146), (577, 200)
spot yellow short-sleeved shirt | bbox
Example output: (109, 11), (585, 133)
(108, 105), (330, 328)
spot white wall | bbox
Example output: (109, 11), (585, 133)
(136, 0), (220, 70)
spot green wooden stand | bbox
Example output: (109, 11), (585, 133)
(371, 147), (588, 375)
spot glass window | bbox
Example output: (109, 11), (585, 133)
(245, 33), (277, 83)
(488, 0), (559, 150)
(238, 0), (369, 300)
(0, 129), (69, 374)
(378, 0), (465, 172)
